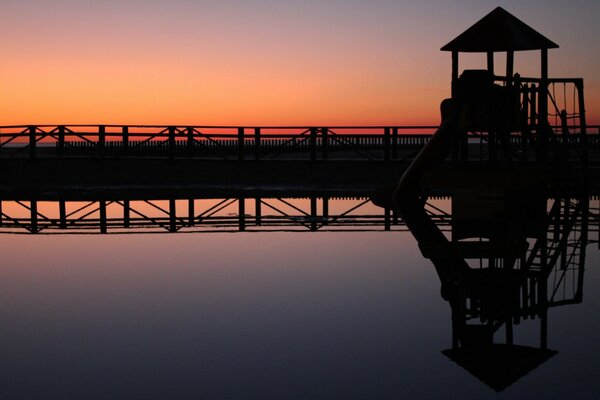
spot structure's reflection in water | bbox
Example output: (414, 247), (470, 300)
(0, 191), (598, 398)
(400, 192), (596, 392)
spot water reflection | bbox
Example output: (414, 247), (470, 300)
(394, 189), (596, 391)
(1, 188), (599, 397)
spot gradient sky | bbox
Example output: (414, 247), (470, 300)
(1, 0), (599, 125)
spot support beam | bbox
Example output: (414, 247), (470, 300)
(239, 197), (246, 231)
(59, 200), (67, 229)
(169, 198), (177, 232)
(99, 200), (107, 234)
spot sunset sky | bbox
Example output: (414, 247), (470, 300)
(1, 0), (599, 126)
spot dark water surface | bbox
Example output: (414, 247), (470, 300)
(0, 229), (598, 399)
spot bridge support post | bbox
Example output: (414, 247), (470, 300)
(168, 126), (176, 160)
(254, 128), (261, 161)
(255, 198), (262, 226)
(188, 199), (195, 226)
(238, 127), (245, 161)
(98, 125), (106, 158)
(59, 200), (67, 229)
(384, 128), (391, 162)
(28, 126), (36, 159)
(169, 198), (177, 232)
(123, 200), (130, 228)
(310, 128), (317, 162)
(58, 126), (65, 157)
(99, 200), (107, 233)
(322, 128), (328, 160)
(122, 126), (129, 155)
(30, 200), (38, 233)
(238, 197), (246, 231)
(187, 127), (194, 158)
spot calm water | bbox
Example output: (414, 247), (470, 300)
(1, 227), (599, 399)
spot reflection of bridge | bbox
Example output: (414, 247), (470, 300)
(0, 192), (598, 241)
(0, 194), (440, 234)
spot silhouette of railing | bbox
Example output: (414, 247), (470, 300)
(0, 196), (453, 234)
(0, 124), (597, 162)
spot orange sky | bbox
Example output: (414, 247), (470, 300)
(1, 1), (599, 126)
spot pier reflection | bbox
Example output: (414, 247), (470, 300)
(398, 190), (598, 391)
(0, 189), (415, 234)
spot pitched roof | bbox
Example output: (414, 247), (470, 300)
(441, 7), (559, 52)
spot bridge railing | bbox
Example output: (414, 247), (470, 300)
(0, 125), (434, 161)
(0, 124), (597, 162)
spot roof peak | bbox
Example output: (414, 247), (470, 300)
(441, 7), (559, 53)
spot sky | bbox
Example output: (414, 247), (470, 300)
(1, 0), (599, 126)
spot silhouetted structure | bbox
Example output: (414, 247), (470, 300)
(382, 8), (598, 391)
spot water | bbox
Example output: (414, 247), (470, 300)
(0, 211), (599, 399)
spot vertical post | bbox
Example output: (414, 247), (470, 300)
(29, 126), (36, 159)
(506, 51), (514, 87)
(169, 198), (177, 232)
(122, 126), (129, 155)
(310, 196), (317, 231)
(59, 200), (67, 229)
(124, 200), (130, 228)
(451, 51), (459, 98)
(255, 197), (262, 226)
(506, 319), (514, 345)
(539, 49), (549, 124)
(0, 200), (3, 226)
(254, 128), (261, 161)
(322, 128), (328, 160)
(487, 51), (494, 75)
(576, 80), (588, 169)
(384, 208), (391, 231)
(168, 126), (176, 160)
(383, 127), (391, 162)
(98, 125), (106, 157)
(187, 127), (194, 158)
(238, 197), (246, 231)
(392, 127), (398, 159)
(58, 126), (65, 157)
(310, 127), (317, 162)
(31, 200), (38, 234)
(323, 197), (329, 226)
(238, 127), (245, 161)
(188, 198), (195, 226)
(99, 200), (107, 234)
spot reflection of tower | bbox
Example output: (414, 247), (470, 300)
(429, 193), (589, 391)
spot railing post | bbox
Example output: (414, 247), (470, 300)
(322, 128), (328, 160)
(310, 127), (317, 162)
(310, 196), (317, 231)
(99, 200), (107, 233)
(169, 198), (177, 232)
(98, 125), (106, 157)
(392, 127), (398, 159)
(123, 200), (130, 228)
(30, 200), (38, 233)
(168, 126), (176, 160)
(238, 127), (245, 161)
(59, 200), (67, 229)
(28, 126), (36, 159)
(122, 126), (129, 155)
(254, 128), (261, 161)
(255, 197), (262, 226)
(384, 127), (391, 162)
(188, 198), (195, 226)
(238, 197), (246, 231)
(187, 127), (194, 158)
(58, 126), (65, 157)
